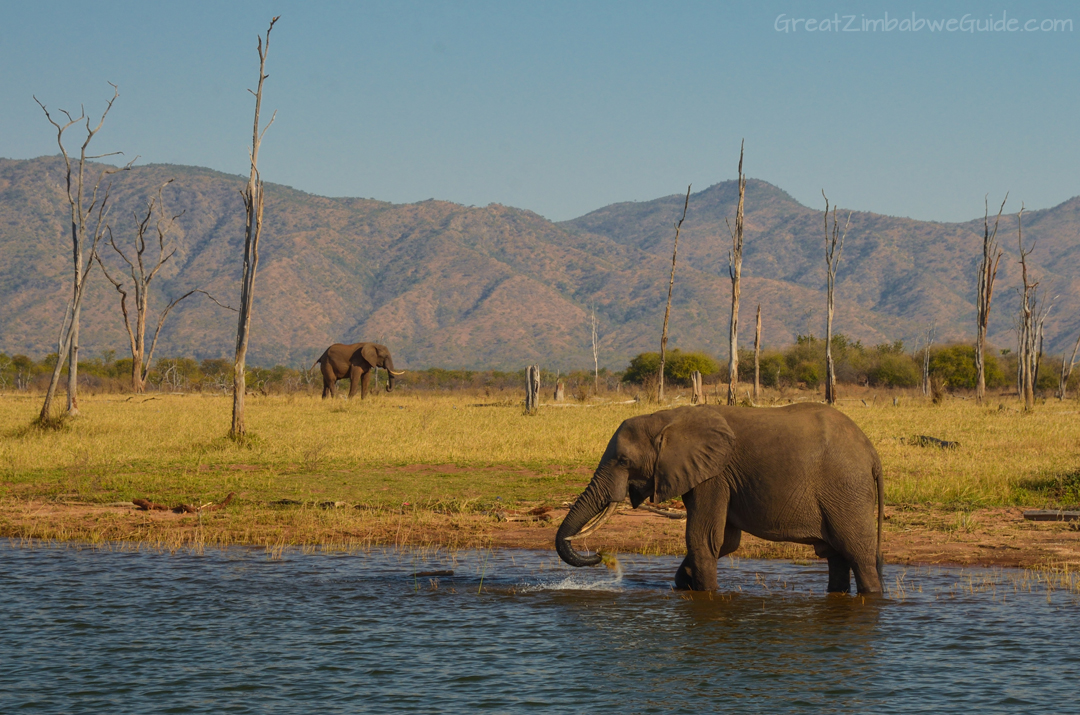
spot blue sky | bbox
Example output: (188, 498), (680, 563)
(1, 0), (1076, 221)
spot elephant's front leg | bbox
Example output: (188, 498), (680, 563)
(347, 366), (365, 399)
(674, 479), (731, 591)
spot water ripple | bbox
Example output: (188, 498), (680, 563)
(0, 542), (1077, 713)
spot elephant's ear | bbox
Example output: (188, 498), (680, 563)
(652, 409), (735, 503)
(358, 343), (378, 368)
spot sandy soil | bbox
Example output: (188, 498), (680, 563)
(490, 504), (1080, 569)
(2, 500), (1077, 569)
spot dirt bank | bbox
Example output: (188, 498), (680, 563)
(2, 499), (1077, 570)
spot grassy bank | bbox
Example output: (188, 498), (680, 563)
(1, 388), (1078, 550)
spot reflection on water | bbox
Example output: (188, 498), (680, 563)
(1, 542), (1076, 713)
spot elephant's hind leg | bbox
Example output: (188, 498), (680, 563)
(815, 542), (852, 594)
(822, 511), (883, 595)
(851, 558), (883, 595)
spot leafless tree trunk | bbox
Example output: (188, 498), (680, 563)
(1058, 330), (1080, 399)
(753, 304), (761, 403)
(822, 191), (850, 405)
(1015, 205), (1053, 412)
(232, 17), (279, 440)
(920, 322), (936, 397)
(34, 85), (133, 423)
(1017, 205), (1034, 409)
(976, 195), (1007, 405)
(690, 371), (703, 405)
(726, 142), (746, 406)
(97, 180), (233, 392)
(525, 365), (540, 414)
(590, 307), (600, 393)
(1034, 325), (1047, 391)
(658, 185), (691, 402)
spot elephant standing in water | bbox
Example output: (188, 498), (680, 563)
(312, 343), (404, 399)
(555, 403), (884, 594)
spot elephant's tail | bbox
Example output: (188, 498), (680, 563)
(874, 453), (884, 583)
(311, 350), (327, 371)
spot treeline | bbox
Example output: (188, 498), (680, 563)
(622, 335), (1075, 394)
(0, 352), (620, 396)
(0, 353), (284, 394)
(2, 335), (1073, 396)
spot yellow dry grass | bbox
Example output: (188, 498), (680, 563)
(1, 388), (1078, 521)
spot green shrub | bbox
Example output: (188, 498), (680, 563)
(929, 344), (1006, 389)
(1036, 361), (1059, 391)
(868, 352), (920, 388)
(623, 350), (720, 386)
(793, 360), (821, 388)
(757, 352), (785, 387)
(667, 350), (720, 384)
(623, 352), (662, 385)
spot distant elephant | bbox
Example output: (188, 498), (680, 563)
(555, 403), (884, 594)
(312, 343), (404, 399)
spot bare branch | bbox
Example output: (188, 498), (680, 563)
(193, 289), (238, 312)
(259, 109), (277, 141)
(657, 184), (691, 402)
(84, 151), (124, 160)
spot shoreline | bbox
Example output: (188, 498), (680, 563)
(2, 500), (1077, 570)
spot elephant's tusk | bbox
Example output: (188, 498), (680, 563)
(564, 501), (619, 542)
(387, 369), (405, 376)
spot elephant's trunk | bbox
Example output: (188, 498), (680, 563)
(384, 360), (399, 392)
(555, 479), (613, 568)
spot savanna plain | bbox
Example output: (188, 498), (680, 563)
(2, 387), (1079, 574)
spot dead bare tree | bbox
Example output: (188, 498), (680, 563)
(232, 17), (279, 440)
(822, 191), (850, 405)
(97, 180), (234, 392)
(1015, 205), (1053, 412)
(753, 304), (762, 403)
(1058, 329), (1080, 399)
(726, 142), (746, 406)
(34, 85), (134, 423)
(658, 185), (691, 402)
(590, 307), (600, 393)
(920, 322), (936, 397)
(525, 365), (541, 414)
(975, 194), (1007, 405)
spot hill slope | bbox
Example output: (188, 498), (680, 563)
(0, 157), (1076, 369)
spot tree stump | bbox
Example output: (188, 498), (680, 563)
(525, 365), (540, 414)
(690, 371), (704, 405)
(554, 379), (565, 402)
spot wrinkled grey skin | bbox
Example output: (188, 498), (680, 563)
(312, 343), (401, 399)
(555, 403), (884, 594)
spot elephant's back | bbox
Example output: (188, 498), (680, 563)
(719, 402), (878, 493)
(718, 403), (875, 452)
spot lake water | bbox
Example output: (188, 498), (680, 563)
(1, 542), (1077, 713)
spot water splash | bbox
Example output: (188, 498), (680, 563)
(519, 556), (625, 592)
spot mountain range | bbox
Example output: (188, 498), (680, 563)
(1, 156), (1077, 370)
